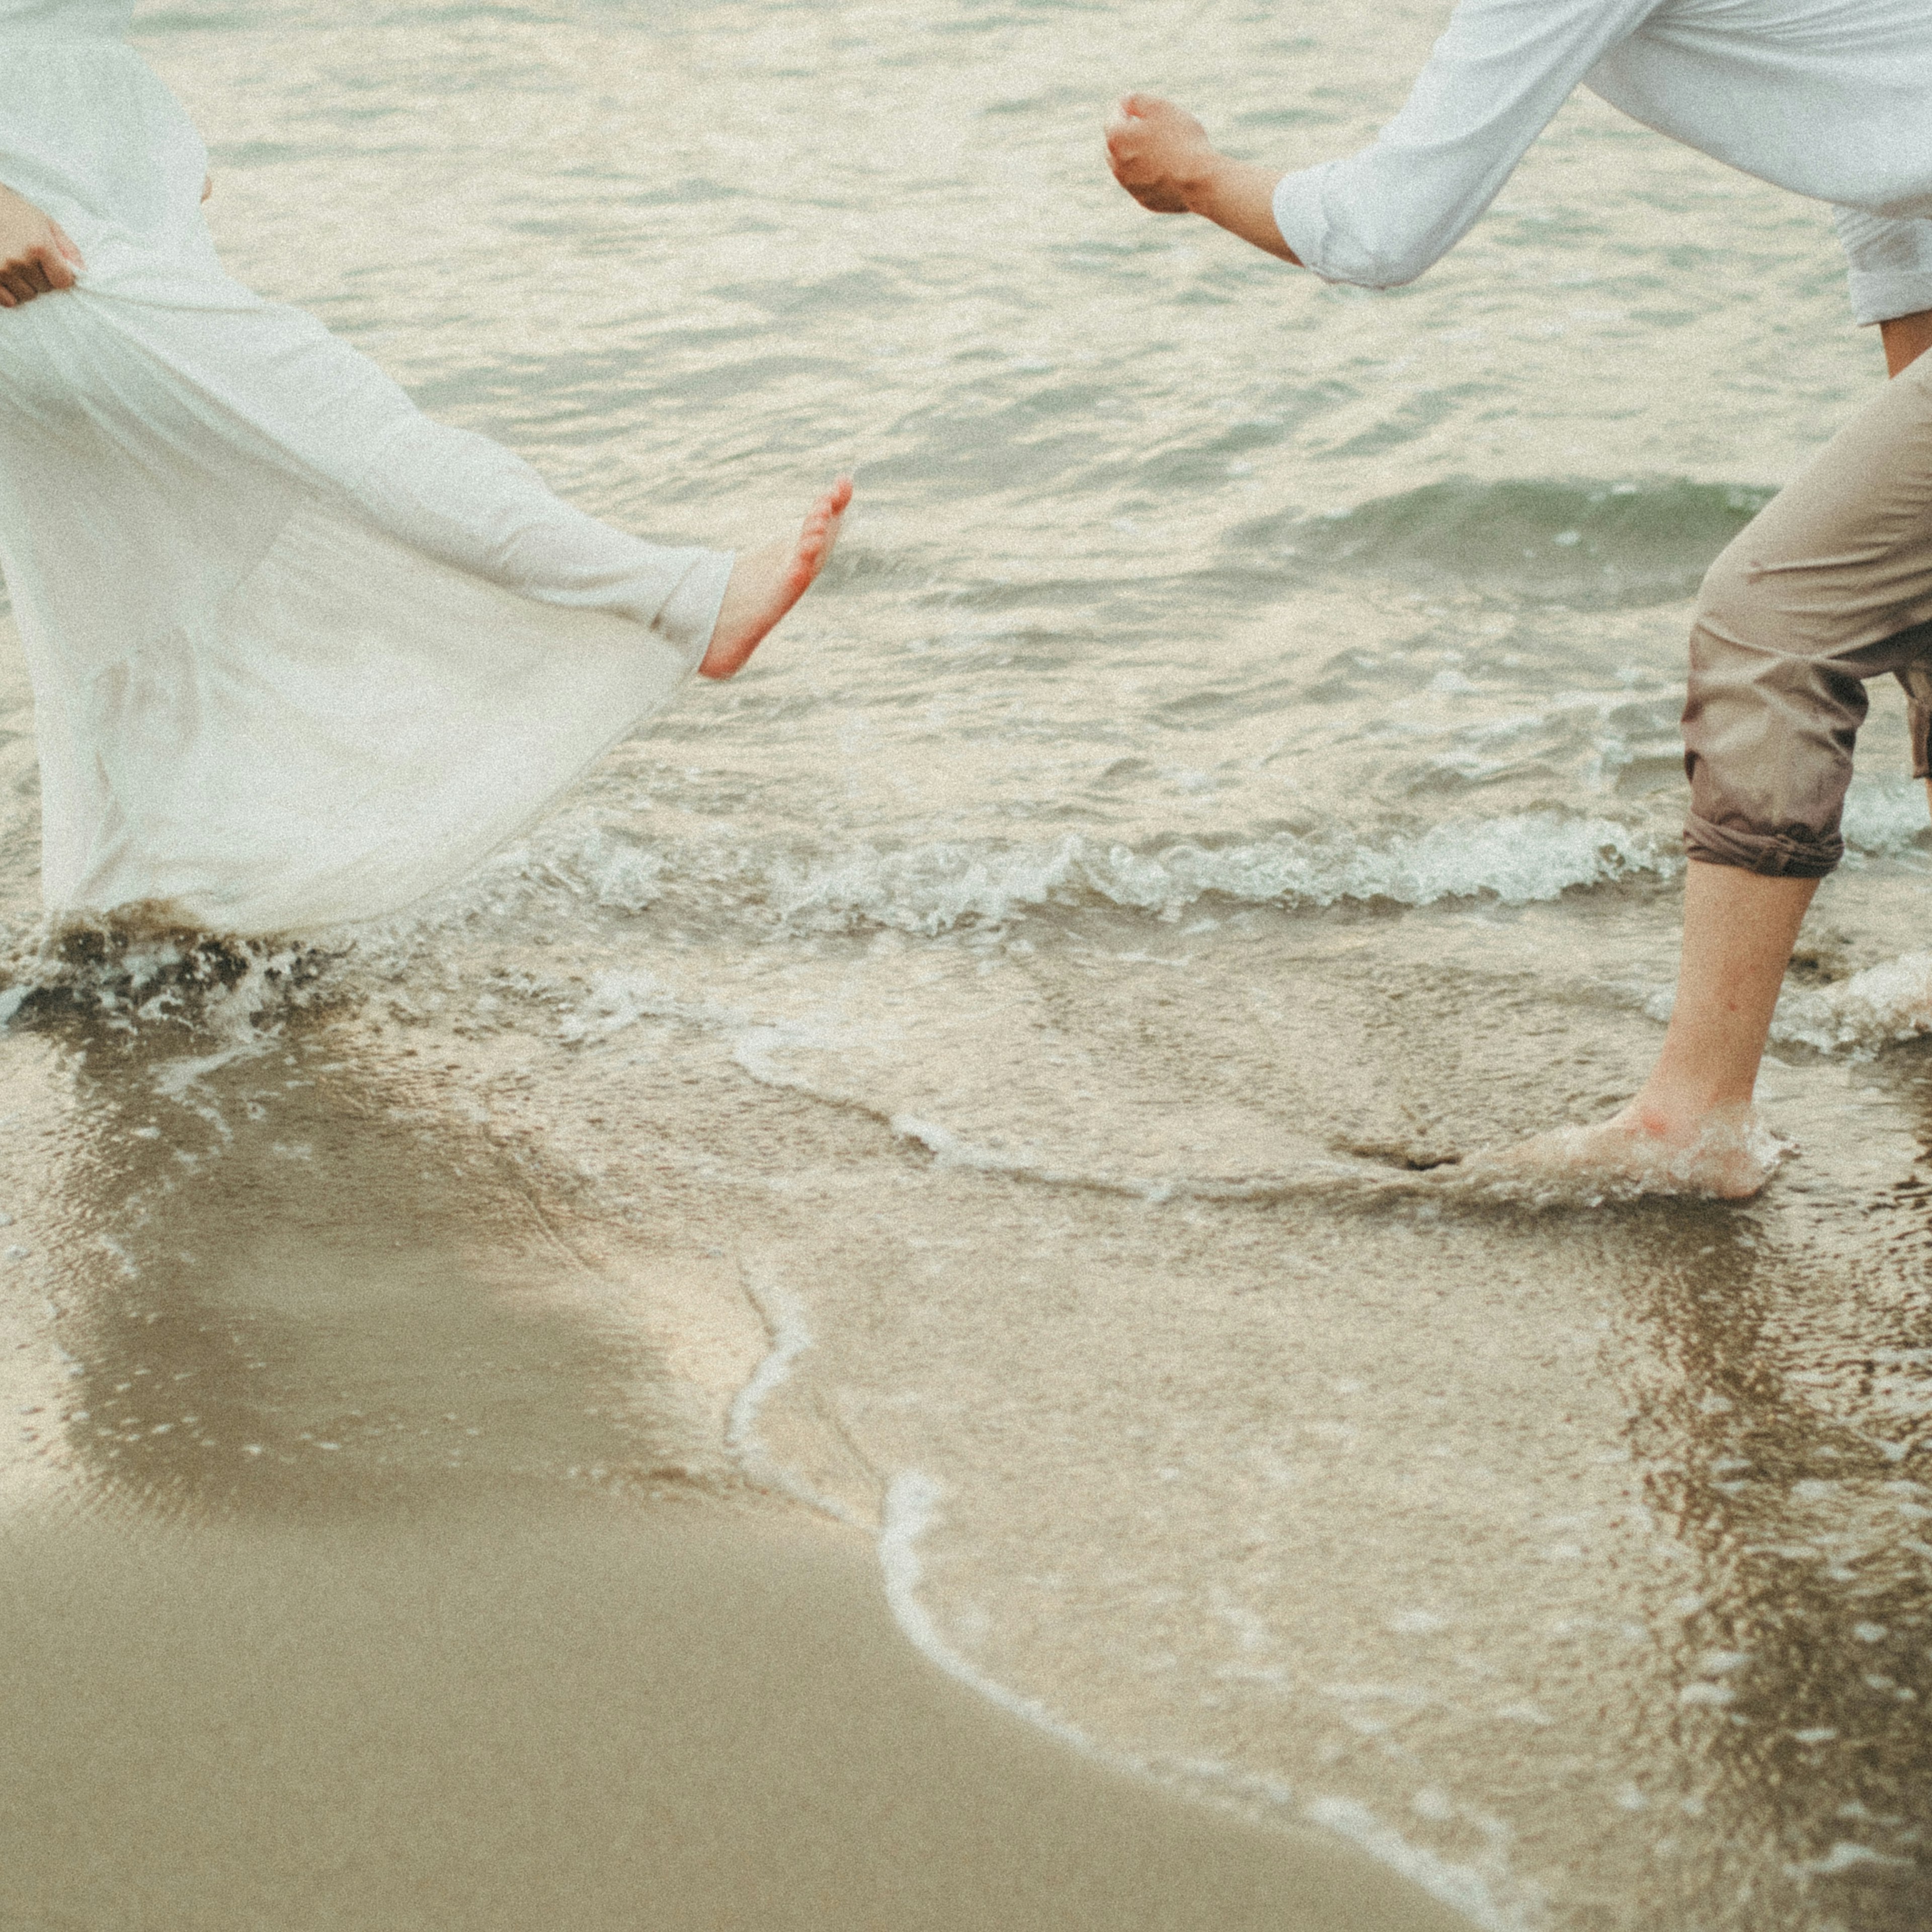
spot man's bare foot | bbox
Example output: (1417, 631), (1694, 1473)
(699, 476), (853, 680)
(1465, 1100), (1785, 1201)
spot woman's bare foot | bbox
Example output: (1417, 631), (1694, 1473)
(1465, 1100), (1785, 1201)
(699, 476), (853, 680)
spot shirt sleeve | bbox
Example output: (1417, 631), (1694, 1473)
(1831, 207), (1932, 327)
(1272, 0), (1664, 290)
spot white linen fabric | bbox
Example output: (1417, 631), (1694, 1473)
(0, 0), (734, 935)
(1271, 0), (1932, 326)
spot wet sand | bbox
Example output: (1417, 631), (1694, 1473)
(0, 998), (1463, 1932)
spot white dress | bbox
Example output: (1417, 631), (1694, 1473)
(0, 0), (734, 935)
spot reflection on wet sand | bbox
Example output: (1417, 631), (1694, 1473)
(1605, 1132), (1932, 1923)
(0, 984), (1467, 1932)
(38, 992), (729, 1518)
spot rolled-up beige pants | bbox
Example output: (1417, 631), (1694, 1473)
(1684, 346), (1932, 877)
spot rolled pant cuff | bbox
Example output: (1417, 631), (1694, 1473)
(1683, 813), (1842, 879)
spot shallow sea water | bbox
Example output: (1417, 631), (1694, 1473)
(4, 1), (1932, 1926)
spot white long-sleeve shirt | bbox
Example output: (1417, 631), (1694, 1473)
(1270, 0), (1932, 325)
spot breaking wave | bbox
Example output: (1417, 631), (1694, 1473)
(465, 810), (1672, 940)
(765, 813), (1666, 930)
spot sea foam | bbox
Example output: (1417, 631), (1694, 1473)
(767, 813), (1665, 934)
(1772, 951), (1932, 1055)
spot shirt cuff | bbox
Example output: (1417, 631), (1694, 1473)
(1271, 166), (1339, 283)
(1846, 269), (1932, 329)
(1832, 207), (1932, 326)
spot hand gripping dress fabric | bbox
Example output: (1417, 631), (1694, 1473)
(0, 0), (735, 935)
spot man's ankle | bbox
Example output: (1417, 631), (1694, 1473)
(1623, 1089), (1750, 1143)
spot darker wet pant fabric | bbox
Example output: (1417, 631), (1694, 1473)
(1683, 347), (1932, 877)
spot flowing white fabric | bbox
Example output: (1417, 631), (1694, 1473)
(1272, 0), (1932, 326)
(0, 1), (734, 935)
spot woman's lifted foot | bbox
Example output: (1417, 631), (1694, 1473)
(699, 476), (853, 680)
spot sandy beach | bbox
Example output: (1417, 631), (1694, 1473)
(0, 987), (1462, 1931)
(5, 1), (1932, 1925)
